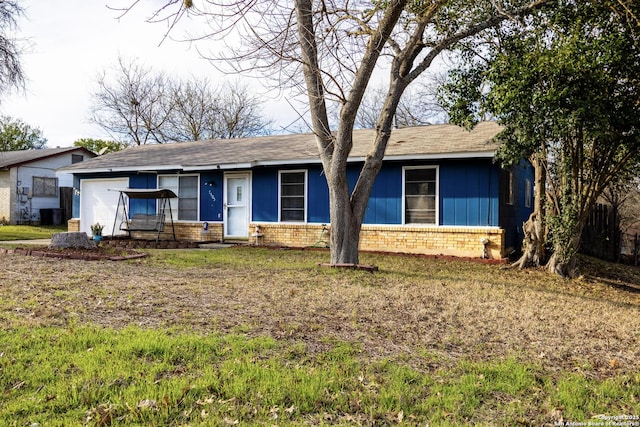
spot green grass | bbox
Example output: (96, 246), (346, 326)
(1, 325), (638, 426)
(0, 224), (67, 241)
(2, 245), (640, 425)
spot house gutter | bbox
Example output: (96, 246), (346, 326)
(57, 165), (184, 174)
(61, 150), (497, 174)
(184, 150), (497, 170)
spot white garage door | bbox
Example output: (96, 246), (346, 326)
(80, 178), (129, 236)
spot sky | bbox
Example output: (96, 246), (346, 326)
(4, 1), (300, 147)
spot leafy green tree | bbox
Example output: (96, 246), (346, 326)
(0, 116), (47, 151)
(73, 138), (126, 155)
(439, 1), (640, 276)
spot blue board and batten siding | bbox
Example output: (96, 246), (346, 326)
(439, 161), (500, 227)
(500, 161), (535, 252)
(252, 159), (503, 227)
(72, 158), (532, 249)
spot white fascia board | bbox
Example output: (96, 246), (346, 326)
(254, 159), (323, 167)
(68, 165), (184, 174)
(77, 150), (496, 174)
(182, 162), (254, 171)
(381, 151), (496, 161)
(254, 151), (496, 167)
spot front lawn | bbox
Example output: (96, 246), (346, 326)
(1, 247), (639, 425)
(0, 224), (68, 241)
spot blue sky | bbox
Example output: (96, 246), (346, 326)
(4, 1), (297, 147)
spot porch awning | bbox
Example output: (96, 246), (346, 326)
(110, 188), (177, 199)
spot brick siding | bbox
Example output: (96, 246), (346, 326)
(68, 219), (505, 259)
(251, 223), (505, 259)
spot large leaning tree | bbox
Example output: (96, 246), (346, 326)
(121, 0), (553, 265)
(439, 0), (640, 276)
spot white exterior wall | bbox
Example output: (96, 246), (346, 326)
(13, 151), (85, 223)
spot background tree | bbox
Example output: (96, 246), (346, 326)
(165, 78), (272, 141)
(90, 56), (170, 145)
(355, 83), (444, 129)
(125, 0), (553, 265)
(73, 138), (127, 155)
(0, 116), (47, 151)
(163, 76), (212, 142)
(439, 1), (640, 276)
(91, 57), (272, 145)
(0, 1), (25, 99)
(210, 81), (272, 139)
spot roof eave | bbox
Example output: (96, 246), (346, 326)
(182, 162), (254, 171)
(64, 151), (496, 174)
(382, 150), (497, 161)
(60, 165), (184, 174)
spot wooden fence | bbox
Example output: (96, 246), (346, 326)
(581, 203), (621, 262)
(580, 203), (640, 265)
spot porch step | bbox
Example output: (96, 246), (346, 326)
(199, 242), (236, 249)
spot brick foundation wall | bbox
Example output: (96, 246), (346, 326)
(129, 222), (224, 242)
(68, 219), (505, 258)
(251, 223), (505, 259)
(69, 220), (223, 242)
(68, 218), (80, 232)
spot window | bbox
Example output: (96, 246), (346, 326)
(32, 176), (58, 197)
(404, 167), (437, 224)
(71, 154), (84, 164)
(505, 170), (515, 205)
(525, 178), (532, 208)
(158, 175), (199, 221)
(279, 171), (306, 222)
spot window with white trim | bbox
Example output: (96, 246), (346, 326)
(505, 169), (515, 205)
(525, 178), (532, 208)
(404, 167), (437, 224)
(279, 170), (306, 222)
(158, 175), (199, 221)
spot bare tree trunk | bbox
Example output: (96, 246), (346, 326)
(512, 155), (547, 268)
(546, 231), (582, 278)
(512, 212), (545, 268)
(328, 188), (361, 265)
(325, 155), (368, 265)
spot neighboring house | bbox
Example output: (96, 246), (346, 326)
(0, 147), (96, 224)
(60, 122), (533, 259)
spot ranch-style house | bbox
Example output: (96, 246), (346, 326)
(59, 122), (533, 259)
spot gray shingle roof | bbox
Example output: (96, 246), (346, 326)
(0, 147), (95, 169)
(60, 122), (501, 173)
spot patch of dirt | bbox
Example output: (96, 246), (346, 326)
(1, 248), (640, 380)
(0, 246), (147, 261)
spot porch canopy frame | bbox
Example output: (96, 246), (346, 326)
(111, 188), (177, 242)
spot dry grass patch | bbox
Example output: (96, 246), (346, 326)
(1, 247), (639, 379)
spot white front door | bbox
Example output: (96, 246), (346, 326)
(224, 173), (250, 238)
